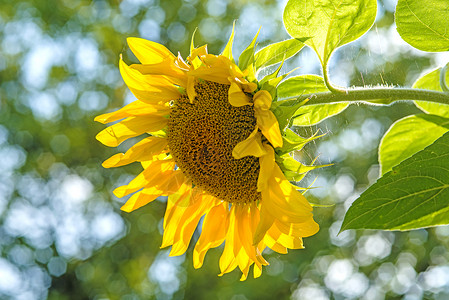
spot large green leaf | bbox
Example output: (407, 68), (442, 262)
(283, 0), (377, 66)
(254, 39), (305, 70)
(413, 67), (449, 117)
(379, 114), (449, 175)
(395, 0), (449, 52)
(341, 131), (449, 232)
(277, 75), (348, 126)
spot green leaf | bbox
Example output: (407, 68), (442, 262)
(276, 75), (348, 126)
(379, 114), (449, 175)
(395, 0), (449, 52)
(283, 0), (377, 66)
(413, 67), (449, 118)
(292, 103), (349, 126)
(277, 75), (329, 99)
(341, 131), (449, 232)
(254, 39), (305, 70)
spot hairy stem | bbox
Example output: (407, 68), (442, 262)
(289, 87), (449, 106)
(440, 63), (449, 93)
(322, 63), (346, 94)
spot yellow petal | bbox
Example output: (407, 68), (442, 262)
(114, 159), (175, 198)
(229, 62), (246, 79)
(228, 81), (251, 107)
(253, 264), (263, 279)
(102, 136), (168, 168)
(254, 108), (283, 148)
(242, 81), (257, 93)
(175, 53), (190, 71)
(254, 163), (315, 245)
(259, 165), (313, 225)
(187, 76), (196, 103)
(238, 258), (252, 281)
(232, 128), (267, 159)
(140, 152), (168, 168)
(161, 187), (202, 249)
(272, 164), (313, 212)
(95, 116), (167, 147)
(120, 58), (180, 103)
(162, 171), (188, 195)
(232, 76), (257, 93)
(131, 62), (187, 86)
(264, 233), (288, 254)
(127, 37), (175, 64)
(188, 55), (232, 84)
(96, 116), (167, 147)
(94, 100), (170, 124)
(253, 90), (283, 148)
(253, 196), (275, 245)
(163, 183), (192, 231)
(257, 144), (275, 192)
(275, 217), (319, 238)
(189, 44), (208, 62)
(267, 223), (304, 249)
(219, 206), (239, 275)
(253, 90), (272, 110)
(120, 186), (164, 212)
(235, 205), (268, 267)
(193, 202), (228, 269)
(169, 195), (218, 256)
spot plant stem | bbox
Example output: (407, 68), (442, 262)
(322, 63), (346, 94)
(440, 63), (449, 93)
(291, 87), (449, 106)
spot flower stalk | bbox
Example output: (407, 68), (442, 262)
(284, 87), (449, 107)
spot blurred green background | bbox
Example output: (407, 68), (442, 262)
(1, 0), (449, 299)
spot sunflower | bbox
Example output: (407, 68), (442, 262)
(96, 28), (320, 280)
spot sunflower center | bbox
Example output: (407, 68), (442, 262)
(168, 80), (260, 204)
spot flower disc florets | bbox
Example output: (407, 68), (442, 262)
(168, 80), (260, 204)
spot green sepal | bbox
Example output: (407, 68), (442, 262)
(221, 22), (236, 62)
(276, 128), (323, 156)
(272, 98), (308, 130)
(276, 155), (332, 181)
(310, 202), (335, 208)
(259, 61), (284, 86)
(238, 28), (260, 81)
(261, 76), (288, 100)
